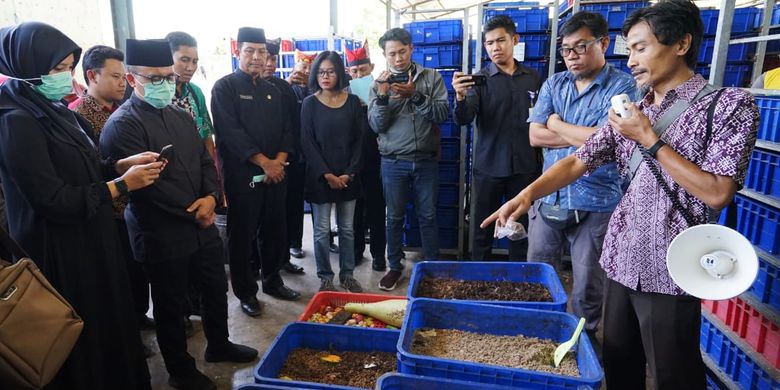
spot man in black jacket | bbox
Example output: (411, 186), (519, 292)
(211, 27), (301, 318)
(101, 38), (256, 390)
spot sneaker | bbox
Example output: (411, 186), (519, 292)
(340, 277), (364, 293)
(379, 270), (403, 291)
(319, 278), (337, 292)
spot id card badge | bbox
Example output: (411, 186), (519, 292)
(249, 174), (265, 188)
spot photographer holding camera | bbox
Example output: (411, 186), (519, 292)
(368, 27), (449, 291)
(453, 15), (542, 261)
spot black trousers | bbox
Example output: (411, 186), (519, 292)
(603, 279), (706, 390)
(143, 232), (229, 377)
(471, 172), (538, 260)
(286, 159), (305, 251)
(354, 169), (386, 261)
(227, 181), (287, 300)
(117, 219), (150, 321)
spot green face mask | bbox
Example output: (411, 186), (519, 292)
(32, 71), (73, 101)
(142, 80), (175, 109)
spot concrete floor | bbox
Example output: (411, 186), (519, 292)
(143, 216), (581, 390)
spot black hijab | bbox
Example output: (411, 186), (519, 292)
(0, 22), (99, 171)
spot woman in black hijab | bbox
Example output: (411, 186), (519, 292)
(0, 22), (161, 389)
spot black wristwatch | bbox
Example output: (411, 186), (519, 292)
(647, 139), (666, 158)
(113, 178), (129, 196)
(411, 91), (425, 105)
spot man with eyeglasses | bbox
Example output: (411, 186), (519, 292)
(101, 38), (257, 390)
(526, 12), (637, 344)
(211, 27), (301, 320)
(452, 15), (542, 262)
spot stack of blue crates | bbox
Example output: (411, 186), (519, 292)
(695, 7), (759, 87)
(591, 2), (649, 75)
(482, 6), (551, 82)
(709, 94), (780, 388)
(402, 20), (465, 250)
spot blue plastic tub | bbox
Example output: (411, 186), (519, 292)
(700, 8), (761, 36)
(723, 64), (752, 87)
(412, 45), (462, 68)
(440, 138), (460, 161)
(700, 314), (780, 390)
(407, 261), (567, 312)
(748, 253), (780, 308)
(397, 299), (603, 389)
(438, 121), (461, 138)
(438, 184), (459, 206)
(519, 34), (549, 59)
(746, 149), (780, 198)
(437, 69), (457, 92)
(581, 2), (649, 30)
(725, 195), (780, 254)
(438, 161), (460, 183)
(235, 385), (299, 390)
(405, 20), (463, 45)
(254, 322), (400, 389)
(523, 60), (550, 79)
(755, 96), (780, 143)
(376, 373), (528, 389)
(484, 7), (550, 33)
(697, 38), (755, 63)
(294, 38), (357, 51)
(606, 59), (629, 74)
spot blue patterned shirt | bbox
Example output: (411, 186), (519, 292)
(529, 63), (638, 212)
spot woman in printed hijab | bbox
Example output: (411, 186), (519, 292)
(0, 22), (161, 389)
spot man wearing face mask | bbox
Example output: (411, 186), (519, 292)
(346, 43), (387, 272)
(101, 38), (258, 390)
(368, 28), (449, 291)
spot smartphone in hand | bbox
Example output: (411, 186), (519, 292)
(157, 144), (173, 162)
(470, 74), (487, 87)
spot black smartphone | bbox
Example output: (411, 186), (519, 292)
(157, 144), (173, 162)
(388, 72), (410, 84)
(470, 74), (487, 86)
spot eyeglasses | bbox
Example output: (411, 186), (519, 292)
(317, 69), (337, 78)
(132, 72), (177, 85)
(558, 37), (604, 57)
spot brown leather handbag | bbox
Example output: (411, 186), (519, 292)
(0, 227), (83, 389)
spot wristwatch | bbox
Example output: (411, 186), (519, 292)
(647, 139), (667, 158)
(113, 178), (129, 196)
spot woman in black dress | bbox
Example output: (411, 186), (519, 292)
(0, 22), (162, 389)
(301, 51), (365, 293)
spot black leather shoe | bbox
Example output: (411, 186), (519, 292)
(205, 341), (259, 363)
(168, 370), (216, 390)
(289, 247), (305, 258)
(263, 284), (301, 301)
(281, 261), (304, 274)
(240, 296), (263, 317)
(372, 258), (387, 271)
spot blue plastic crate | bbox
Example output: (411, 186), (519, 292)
(756, 96), (780, 143)
(439, 121), (462, 138)
(405, 206), (460, 229)
(440, 138), (460, 161)
(581, 2), (650, 30)
(523, 60), (550, 78)
(700, 315), (780, 390)
(437, 69), (457, 92)
(405, 20), (463, 45)
(606, 59), (630, 74)
(723, 64), (752, 87)
(407, 261), (568, 311)
(404, 227), (459, 249)
(700, 8), (761, 36)
(438, 184), (459, 206)
(398, 299), (603, 389)
(254, 322), (400, 389)
(698, 38), (755, 62)
(236, 385), (298, 390)
(412, 45), (462, 68)
(439, 161), (460, 183)
(749, 255), (780, 308)
(746, 149), (780, 198)
(376, 373), (525, 390)
(280, 54), (295, 69)
(519, 34), (549, 59)
(774, 4), (780, 25)
(484, 7), (550, 33)
(730, 195), (780, 254)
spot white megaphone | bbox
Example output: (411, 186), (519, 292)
(667, 224), (759, 300)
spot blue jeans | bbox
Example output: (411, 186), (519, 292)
(381, 157), (439, 271)
(311, 200), (356, 281)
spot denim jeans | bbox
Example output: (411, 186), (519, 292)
(311, 200), (356, 281)
(381, 157), (439, 271)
